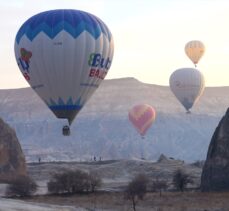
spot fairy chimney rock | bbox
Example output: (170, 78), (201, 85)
(201, 108), (229, 191)
(0, 118), (27, 182)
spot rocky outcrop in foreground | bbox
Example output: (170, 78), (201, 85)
(201, 108), (229, 191)
(0, 118), (26, 182)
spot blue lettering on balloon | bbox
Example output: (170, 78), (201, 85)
(88, 53), (112, 70)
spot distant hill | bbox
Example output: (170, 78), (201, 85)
(0, 77), (228, 162)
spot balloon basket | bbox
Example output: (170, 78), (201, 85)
(62, 125), (70, 136)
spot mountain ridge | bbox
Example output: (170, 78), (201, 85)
(0, 77), (227, 162)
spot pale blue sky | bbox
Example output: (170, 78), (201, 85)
(1, 0), (229, 88)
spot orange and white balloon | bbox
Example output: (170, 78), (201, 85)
(185, 40), (205, 66)
(128, 104), (156, 137)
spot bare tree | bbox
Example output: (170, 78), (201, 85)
(172, 169), (193, 192)
(88, 171), (102, 193)
(125, 174), (149, 211)
(152, 178), (168, 196)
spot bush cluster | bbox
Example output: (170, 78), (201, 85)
(6, 176), (37, 197)
(47, 169), (101, 194)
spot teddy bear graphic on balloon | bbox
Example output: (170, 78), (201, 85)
(18, 48), (32, 81)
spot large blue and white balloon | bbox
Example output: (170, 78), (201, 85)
(15, 10), (114, 126)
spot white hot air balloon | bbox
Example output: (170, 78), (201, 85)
(185, 40), (205, 67)
(169, 68), (205, 113)
(14, 9), (114, 135)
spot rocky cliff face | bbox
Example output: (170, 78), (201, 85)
(0, 118), (26, 182)
(201, 108), (229, 191)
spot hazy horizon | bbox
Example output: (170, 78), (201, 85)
(1, 77), (229, 91)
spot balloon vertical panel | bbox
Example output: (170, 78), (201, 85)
(79, 35), (114, 106)
(78, 33), (107, 106)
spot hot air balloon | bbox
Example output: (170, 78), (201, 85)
(169, 68), (205, 113)
(185, 40), (205, 67)
(128, 104), (156, 138)
(15, 9), (114, 136)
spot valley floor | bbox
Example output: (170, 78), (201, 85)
(0, 159), (224, 210)
(23, 191), (229, 211)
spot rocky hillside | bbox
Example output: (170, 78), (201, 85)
(0, 78), (228, 162)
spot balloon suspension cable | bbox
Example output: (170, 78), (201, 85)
(140, 135), (145, 160)
(195, 64), (197, 68)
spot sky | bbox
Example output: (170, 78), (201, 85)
(1, 0), (229, 88)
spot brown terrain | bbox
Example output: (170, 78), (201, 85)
(5, 158), (229, 211)
(25, 191), (229, 211)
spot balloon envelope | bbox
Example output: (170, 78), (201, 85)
(15, 9), (114, 125)
(169, 68), (205, 112)
(128, 104), (156, 137)
(185, 40), (205, 65)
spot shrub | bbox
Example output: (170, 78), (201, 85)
(6, 176), (37, 197)
(191, 160), (205, 168)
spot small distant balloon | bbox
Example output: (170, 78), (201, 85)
(185, 40), (205, 66)
(128, 104), (156, 138)
(169, 68), (205, 113)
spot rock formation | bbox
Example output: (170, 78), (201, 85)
(157, 154), (169, 163)
(0, 117), (27, 182)
(201, 108), (229, 191)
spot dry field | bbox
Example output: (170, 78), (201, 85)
(24, 191), (229, 211)
(4, 159), (226, 210)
